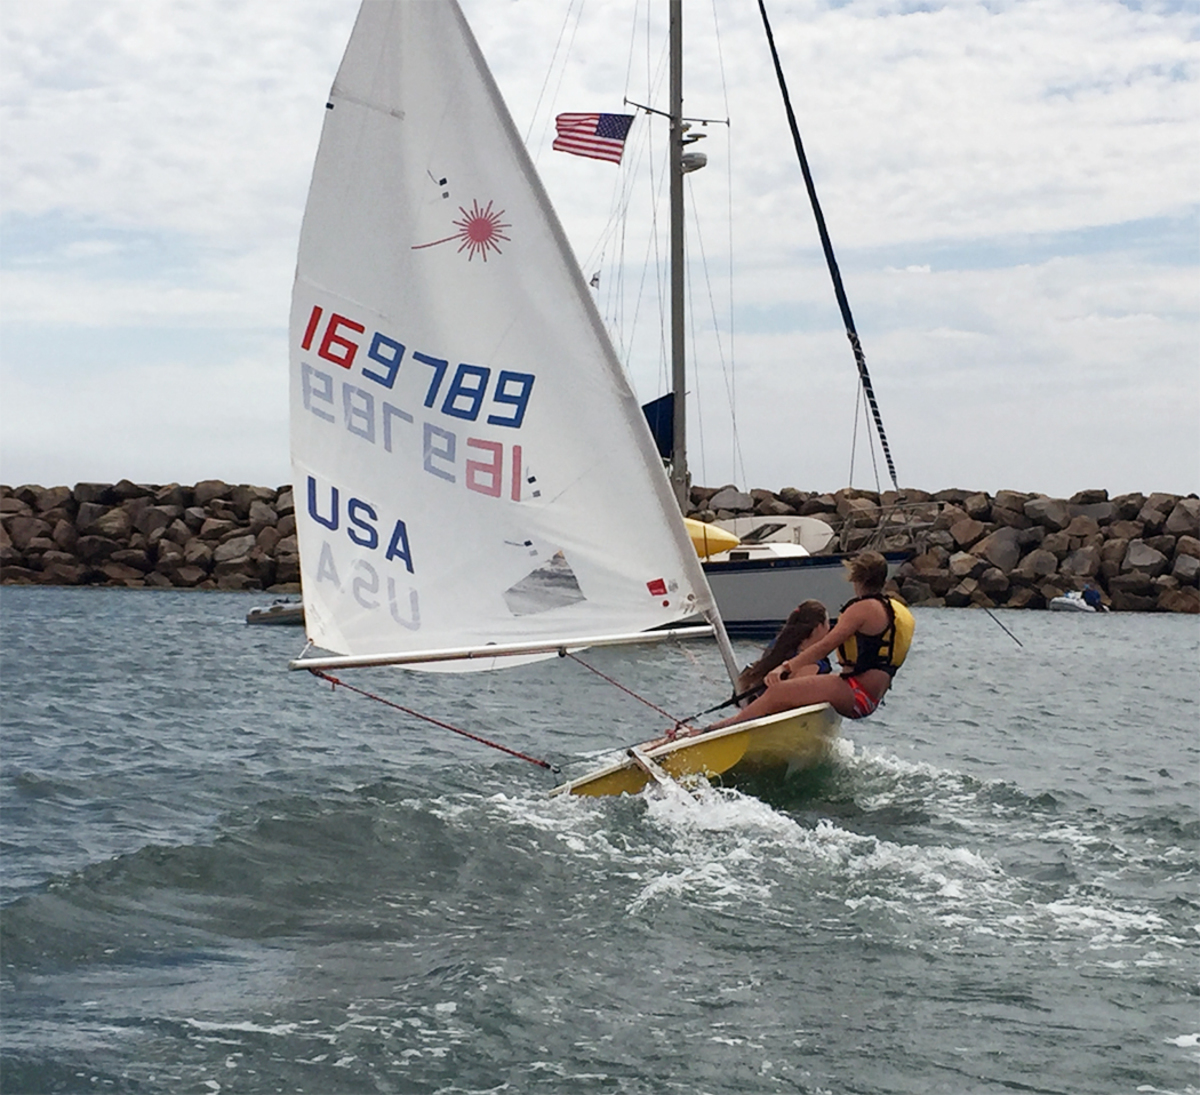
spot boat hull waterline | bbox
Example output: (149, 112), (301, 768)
(550, 702), (841, 797)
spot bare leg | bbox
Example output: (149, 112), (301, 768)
(706, 674), (862, 728)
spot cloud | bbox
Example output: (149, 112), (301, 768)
(0, 0), (1195, 498)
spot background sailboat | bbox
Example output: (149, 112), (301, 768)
(538, 1), (912, 637)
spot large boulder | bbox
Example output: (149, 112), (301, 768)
(991, 505), (1032, 530)
(74, 502), (109, 534)
(708, 486), (753, 513)
(1064, 515), (1102, 541)
(1171, 553), (1200, 585)
(231, 484), (277, 518)
(1159, 587), (1200, 613)
(154, 540), (186, 574)
(978, 566), (1010, 595)
(4, 516), (51, 551)
(1024, 496), (1071, 532)
(155, 483), (192, 509)
(949, 551), (988, 579)
(92, 508), (132, 541)
(1060, 545), (1101, 578)
(1138, 493), (1179, 534)
(199, 518), (238, 541)
(32, 486), (75, 514)
(1112, 492), (1147, 521)
(1108, 519), (1145, 540)
(1122, 540), (1169, 577)
(949, 517), (987, 549)
(962, 492), (992, 520)
(1165, 498), (1200, 538)
(52, 519), (78, 553)
(74, 535), (122, 564)
(109, 548), (151, 573)
(135, 505), (179, 538)
(1011, 548), (1059, 583)
(1068, 501), (1115, 524)
(1175, 535), (1200, 560)
(193, 479), (232, 507)
(213, 534), (257, 565)
(972, 527), (1023, 572)
(247, 499), (279, 532)
(798, 493), (838, 516)
(183, 506), (208, 532)
(73, 483), (116, 505)
(933, 504), (969, 532)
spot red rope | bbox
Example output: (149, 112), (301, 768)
(564, 652), (695, 735)
(308, 669), (559, 772)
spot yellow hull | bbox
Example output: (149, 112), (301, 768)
(549, 703), (841, 798)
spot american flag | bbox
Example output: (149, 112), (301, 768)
(553, 113), (634, 164)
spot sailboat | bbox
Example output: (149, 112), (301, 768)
(286, 0), (840, 797)
(621, 0), (910, 639)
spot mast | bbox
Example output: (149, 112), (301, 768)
(663, 0), (740, 688)
(668, 0), (688, 512)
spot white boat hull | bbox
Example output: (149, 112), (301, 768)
(703, 552), (909, 637)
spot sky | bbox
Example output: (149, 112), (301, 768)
(1, 0), (1196, 500)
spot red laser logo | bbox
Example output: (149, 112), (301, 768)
(413, 199), (510, 261)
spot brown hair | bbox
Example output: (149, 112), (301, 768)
(845, 550), (888, 594)
(736, 600), (828, 694)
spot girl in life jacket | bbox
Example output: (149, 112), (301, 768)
(734, 600), (833, 707)
(705, 551), (914, 728)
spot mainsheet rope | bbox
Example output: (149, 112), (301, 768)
(563, 651), (695, 732)
(563, 651), (753, 737)
(307, 668), (560, 774)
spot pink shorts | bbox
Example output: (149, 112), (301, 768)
(843, 675), (879, 719)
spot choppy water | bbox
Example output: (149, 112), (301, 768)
(1, 586), (1197, 1095)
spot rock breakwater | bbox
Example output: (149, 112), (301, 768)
(2, 481), (1197, 613)
(689, 485), (1199, 614)
(0, 480), (299, 593)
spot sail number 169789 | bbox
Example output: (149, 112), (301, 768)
(300, 305), (535, 427)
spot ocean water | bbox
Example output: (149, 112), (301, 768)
(1, 586), (1197, 1095)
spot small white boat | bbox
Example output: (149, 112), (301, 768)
(1049, 590), (1108, 613)
(246, 601), (305, 626)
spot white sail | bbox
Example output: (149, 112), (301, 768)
(289, 0), (719, 669)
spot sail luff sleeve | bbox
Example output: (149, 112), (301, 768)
(756, 0), (899, 492)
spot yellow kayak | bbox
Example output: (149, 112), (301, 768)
(684, 517), (739, 559)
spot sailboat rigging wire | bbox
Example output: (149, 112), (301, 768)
(756, 0), (899, 491)
(525, 0), (584, 153)
(848, 381), (862, 485)
(688, 178), (746, 489)
(306, 669), (560, 773)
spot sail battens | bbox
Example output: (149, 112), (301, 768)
(328, 87), (407, 120)
(288, 625), (715, 671)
